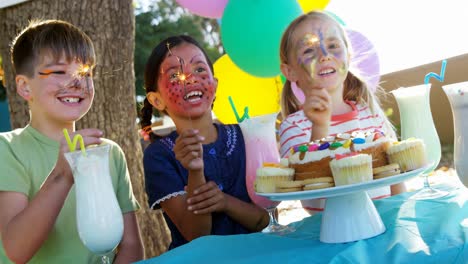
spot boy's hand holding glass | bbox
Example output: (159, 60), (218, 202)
(56, 128), (103, 183)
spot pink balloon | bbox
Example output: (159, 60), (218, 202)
(175, 0), (229, 18)
(292, 81), (305, 104)
(346, 28), (381, 92)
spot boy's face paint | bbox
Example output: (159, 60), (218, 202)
(157, 43), (216, 118)
(38, 63), (93, 92)
(289, 18), (349, 93)
(26, 54), (95, 125)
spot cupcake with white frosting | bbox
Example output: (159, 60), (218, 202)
(255, 160), (295, 193)
(330, 153), (373, 186)
(386, 138), (427, 172)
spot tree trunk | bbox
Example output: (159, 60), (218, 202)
(0, 0), (170, 258)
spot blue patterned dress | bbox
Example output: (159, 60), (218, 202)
(143, 123), (250, 249)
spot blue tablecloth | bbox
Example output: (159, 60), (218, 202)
(137, 183), (467, 264)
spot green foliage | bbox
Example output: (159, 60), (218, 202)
(134, 0), (222, 97)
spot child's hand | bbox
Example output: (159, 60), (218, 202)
(302, 87), (331, 127)
(174, 129), (204, 171)
(186, 181), (226, 214)
(56, 129), (103, 183)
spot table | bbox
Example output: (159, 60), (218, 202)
(137, 182), (467, 264)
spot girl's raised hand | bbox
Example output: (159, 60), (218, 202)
(302, 87), (332, 127)
(174, 129), (204, 171)
(186, 181), (226, 214)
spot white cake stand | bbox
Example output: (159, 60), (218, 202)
(257, 165), (430, 243)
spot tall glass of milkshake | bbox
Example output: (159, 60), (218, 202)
(239, 113), (280, 208)
(240, 113), (294, 234)
(391, 83), (448, 199)
(65, 144), (123, 263)
(442, 81), (468, 188)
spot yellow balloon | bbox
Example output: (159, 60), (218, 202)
(213, 54), (282, 124)
(297, 0), (330, 12)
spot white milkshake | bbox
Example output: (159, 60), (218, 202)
(391, 83), (451, 200)
(443, 82), (468, 188)
(65, 144), (124, 255)
(391, 84), (441, 172)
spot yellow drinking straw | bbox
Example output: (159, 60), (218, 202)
(62, 129), (87, 156)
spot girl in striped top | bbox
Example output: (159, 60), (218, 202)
(278, 11), (406, 213)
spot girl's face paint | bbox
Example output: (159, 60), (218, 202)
(158, 43), (216, 118)
(288, 17), (349, 93)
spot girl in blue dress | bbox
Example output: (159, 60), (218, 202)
(139, 35), (269, 250)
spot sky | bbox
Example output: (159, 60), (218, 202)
(325, 0), (468, 74)
(5, 0), (464, 76)
(0, 0), (28, 9)
(138, 0), (468, 75)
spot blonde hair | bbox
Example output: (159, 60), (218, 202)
(279, 11), (396, 139)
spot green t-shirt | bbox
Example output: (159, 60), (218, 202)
(0, 125), (139, 263)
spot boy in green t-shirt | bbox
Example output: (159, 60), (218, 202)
(0, 20), (144, 263)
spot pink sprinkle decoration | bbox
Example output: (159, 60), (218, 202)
(308, 144), (319, 151)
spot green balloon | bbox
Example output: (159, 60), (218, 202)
(221, 0), (302, 78)
(280, 74), (287, 84)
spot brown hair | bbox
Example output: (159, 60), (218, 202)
(279, 11), (395, 138)
(11, 19), (95, 77)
